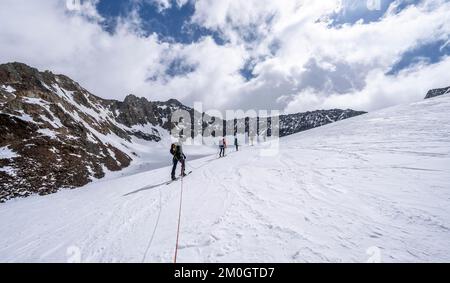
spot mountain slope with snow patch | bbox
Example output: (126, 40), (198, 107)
(0, 62), (365, 202)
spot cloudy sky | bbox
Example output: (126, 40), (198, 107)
(0, 0), (449, 113)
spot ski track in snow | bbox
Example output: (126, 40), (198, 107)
(1, 96), (450, 262)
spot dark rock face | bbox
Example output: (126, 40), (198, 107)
(425, 87), (450, 99)
(0, 63), (136, 202)
(201, 109), (367, 139)
(108, 95), (193, 141)
(0, 62), (367, 202)
(112, 95), (157, 127)
(279, 109), (367, 137)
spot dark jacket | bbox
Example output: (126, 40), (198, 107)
(170, 144), (186, 160)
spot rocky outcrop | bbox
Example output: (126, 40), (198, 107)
(0, 63), (136, 202)
(425, 87), (450, 99)
(279, 109), (366, 137)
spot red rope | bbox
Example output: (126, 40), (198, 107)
(174, 174), (184, 264)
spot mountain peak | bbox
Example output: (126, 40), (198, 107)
(166, 98), (183, 106)
(123, 94), (148, 104)
(0, 62), (41, 83)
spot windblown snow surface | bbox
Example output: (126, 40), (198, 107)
(1, 96), (449, 263)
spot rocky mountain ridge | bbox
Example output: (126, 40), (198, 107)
(0, 62), (366, 202)
(425, 86), (450, 99)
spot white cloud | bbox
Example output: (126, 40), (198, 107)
(189, 0), (450, 112)
(0, 0), (449, 114)
(143, 37), (248, 108)
(285, 55), (450, 112)
(0, 0), (172, 99)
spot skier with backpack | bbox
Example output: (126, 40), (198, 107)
(170, 143), (186, 181)
(234, 136), (239, 152)
(219, 137), (227, 158)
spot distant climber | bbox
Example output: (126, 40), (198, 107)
(170, 143), (186, 180)
(249, 134), (255, 146)
(219, 137), (227, 157)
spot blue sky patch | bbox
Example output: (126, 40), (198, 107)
(240, 60), (257, 81)
(387, 39), (450, 75)
(330, 0), (422, 26)
(96, 0), (225, 44)
(165, 57), (197, 77)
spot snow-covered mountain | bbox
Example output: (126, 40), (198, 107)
(0, 62), (365, 202)
(0, 91), (449, 263)
(0, 62), (175, 202)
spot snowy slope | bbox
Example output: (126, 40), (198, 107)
(0, 95), (449, 263)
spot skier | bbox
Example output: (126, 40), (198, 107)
(234, 136), (239, 151)
(219, 137), (227, 157)
(170, 143), (186, 181)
